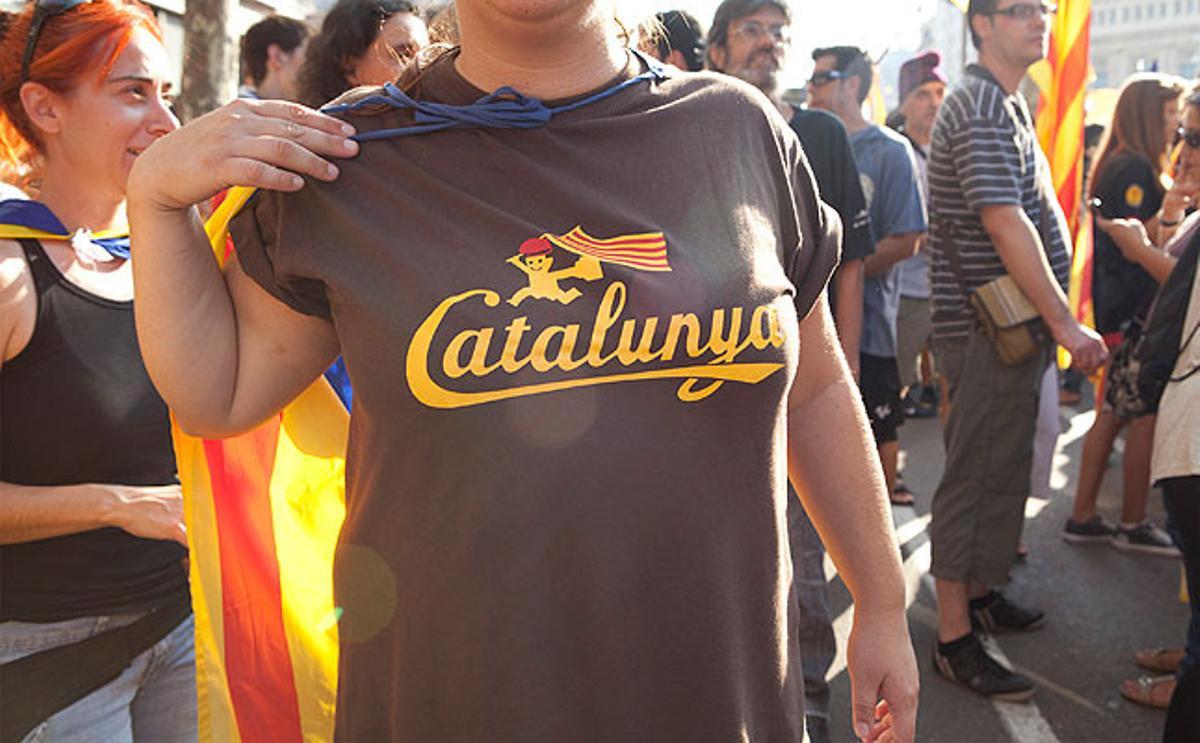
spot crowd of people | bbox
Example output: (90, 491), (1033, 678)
(0, 0), (1197, 741)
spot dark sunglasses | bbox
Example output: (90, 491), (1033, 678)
(22, 0), (93, 82)
(988, 2), (1057, 19)
(807, 70), (845, 87)
(1181, 127), (1200, 149)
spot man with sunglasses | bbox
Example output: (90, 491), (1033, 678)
(707, 4), (874, 740)
(925, 0), (1108, 702)
(807, 45), (927, 513)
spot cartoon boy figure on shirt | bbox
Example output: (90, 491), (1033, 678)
(506, 237), (602, 306)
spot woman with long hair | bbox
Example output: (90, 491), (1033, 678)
(0, 1), (193, 740)
(296, 0), (427, 108)
(126, 1), (919, 739)
(1065, 73), (1191, 556)
(1084, 88), (1200, 722)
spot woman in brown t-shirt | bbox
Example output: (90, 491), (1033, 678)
(127, 2), (918, 741)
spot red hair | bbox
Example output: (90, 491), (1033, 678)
(0, 0), (162, 184)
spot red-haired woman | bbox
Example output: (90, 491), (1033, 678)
(1065, 73), (1192, 556)
(0, 2), (193, 740)
(127, 1), (920, 740)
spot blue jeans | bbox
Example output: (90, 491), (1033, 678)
(0, 611), (196, 742)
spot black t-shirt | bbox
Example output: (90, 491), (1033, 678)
(1092, 151), (1163, 334)
(789, 107), (874, 263)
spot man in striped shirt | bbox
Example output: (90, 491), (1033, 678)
(926, 0), (1107, 702)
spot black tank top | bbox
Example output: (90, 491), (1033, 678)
(1, 239), (187, 622)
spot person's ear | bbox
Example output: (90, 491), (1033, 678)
(666, 49), (689, 71)
(19, 81), (65, 139)
(970, 14), (992, 47)
(266, 42), (288, 73)
(708, 44), (727, 72)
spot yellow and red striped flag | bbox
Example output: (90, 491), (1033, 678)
(544, 226), (671, 272)
(1035, 0), (1094, 354)
(177, 187), (347, 742)
(1036, 0), (1091, 239)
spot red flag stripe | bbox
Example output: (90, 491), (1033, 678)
(561, 228), (667, 248)
(204, 423), (305, 743)
(557, 246), (670, 263)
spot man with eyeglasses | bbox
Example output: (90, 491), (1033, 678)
(925, 0), (1107, 702)
(706, 4), (875, 741)
(807, 46), (927, 513)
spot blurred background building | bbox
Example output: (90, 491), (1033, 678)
(1090, 0), (1200, 86)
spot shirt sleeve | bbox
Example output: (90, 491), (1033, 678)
(228, 188), (333, 320)
(1095, 155), (1162, 221)
(952, 116), (1023, 211)
(879, 140), (929, 237)
(784, 141), (842, 321)
(825, 122), (875, 262)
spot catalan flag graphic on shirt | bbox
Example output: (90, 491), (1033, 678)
(544, 226), (671, 272)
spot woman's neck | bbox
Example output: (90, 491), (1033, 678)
(36, 162), (127, 235)
(454, 3), (627, 101)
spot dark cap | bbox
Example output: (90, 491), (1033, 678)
(899, 50), (948, 102)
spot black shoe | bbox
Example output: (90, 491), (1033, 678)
(970, 592), (1046, 633)
(1063, 515), (1118, 544)
(934, 635), (1036, 702)
(902, 388), (937, 418)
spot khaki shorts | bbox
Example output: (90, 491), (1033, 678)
(896, 296), (933, 390)
(930, 331), (1050, 586)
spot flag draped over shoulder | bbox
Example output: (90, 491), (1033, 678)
(1034, 0), (1094, 351)
(178, 187), (348, 742)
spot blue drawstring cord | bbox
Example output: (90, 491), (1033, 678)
(322, 49), (669, 142)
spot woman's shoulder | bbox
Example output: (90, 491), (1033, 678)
(0, 238), (36, 362)
(1099, 150), (1157, 183)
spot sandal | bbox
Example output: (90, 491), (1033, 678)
(1119, 675), (1175, 710)
(890, 482), (915, 507)
(1136, 648), (1186, 674)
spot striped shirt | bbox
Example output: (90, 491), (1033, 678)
(927, 64), (1071, 343)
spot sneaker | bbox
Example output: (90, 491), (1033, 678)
(1063, 515), (1118, 544)
(934, 634), (1036, 702)
(1111, 522), (1181, 558)
(970, 592), (1046, 633)
(902, 388), (938, 418)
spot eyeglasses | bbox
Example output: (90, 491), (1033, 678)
(731, 20), (791, 45)
(1180, 127), (1200, 149)
(807, 70), (845, 87)
(987, 2), (1058, 19)
(21, 0), (93, 82)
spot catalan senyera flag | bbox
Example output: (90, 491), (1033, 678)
(544, 226), (671, 272)
(1033, 0), (1093, 367)
(180, 186), (347, 742)
(1036, 0), (1091, 239)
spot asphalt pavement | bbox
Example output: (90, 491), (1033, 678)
(820, 396), (1189, 743)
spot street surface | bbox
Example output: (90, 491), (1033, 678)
(822, 398), (1189, 742)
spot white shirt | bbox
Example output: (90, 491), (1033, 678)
(1151, 211), (1200, 483)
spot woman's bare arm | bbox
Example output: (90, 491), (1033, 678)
(127, 99), (358, 436)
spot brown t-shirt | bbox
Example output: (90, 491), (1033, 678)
(232, 51), (839, 742)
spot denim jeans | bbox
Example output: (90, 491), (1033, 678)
(0, 611), (196, 742)
(787, 489), (835, 743)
